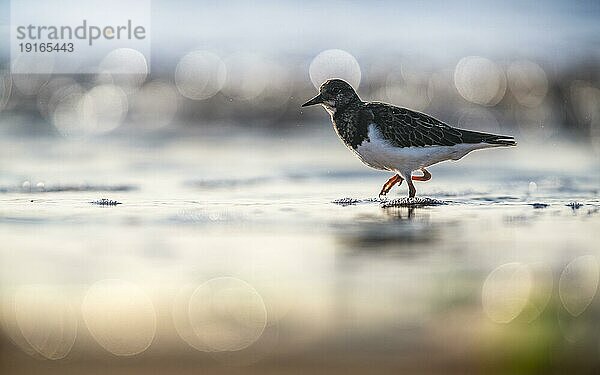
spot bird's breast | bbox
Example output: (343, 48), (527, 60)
(352, 125), (397, 171)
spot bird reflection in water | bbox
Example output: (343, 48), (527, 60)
(332, 206), (440, 258)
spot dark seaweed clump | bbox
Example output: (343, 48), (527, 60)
(530, 203), (549, 209)
(90, 199), (122, 206)
(381, 197), (446, 208)
(332, 197), (363, 206)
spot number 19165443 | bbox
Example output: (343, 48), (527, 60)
(18, 42), (74, 52)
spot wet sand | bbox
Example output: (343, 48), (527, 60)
(0, 129), (599, 374)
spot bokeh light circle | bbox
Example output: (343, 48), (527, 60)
(0, 69), (12, 111)
(519, 263), (553, 323)
(175, 50), (227, 100)
(559, 255), (599, 317)
(52, 91), (87, 138)
(98, 48), (148, 94)
(309, 49), (361, 89)
(82, 279), (156, 356)
(14, 285), (77, 360)
(188, 277), (267, 352)
(454, 56), (506, 106)
(47, 82), (84, 120)
(222, 53), (270, 101)
(172, 285), (213, 352)
(507, 60), (548, 108)
(81, 84), (128, 133)
(130, 80), (179, 130)
(11, 54), (54, 96)
(0, 291), (42, 358)
(37, 77), (78, 119)
(482, 263), (532, 323)
(52, 83), (127, 139)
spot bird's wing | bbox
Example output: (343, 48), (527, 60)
(366, 102), (515, 147)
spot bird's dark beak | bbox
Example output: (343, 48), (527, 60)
(302, 93), (323, 107)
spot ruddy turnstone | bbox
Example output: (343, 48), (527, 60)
(302, 79), (516, 198)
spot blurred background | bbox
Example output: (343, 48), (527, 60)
(0, 0), (599, 142)
(0, 0), (599, 374)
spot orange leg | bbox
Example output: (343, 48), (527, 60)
(379, 174), (404, 197)
(411, 168), (432, 182)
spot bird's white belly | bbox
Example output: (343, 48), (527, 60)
(354, 124), (494, 174)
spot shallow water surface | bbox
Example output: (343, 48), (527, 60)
(0, 130), (599, 374)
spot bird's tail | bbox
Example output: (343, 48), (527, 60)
(485, 134), (517, 146)
(460, 129), (517, 147)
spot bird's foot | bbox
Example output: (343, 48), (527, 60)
(379, 174), (403, 198)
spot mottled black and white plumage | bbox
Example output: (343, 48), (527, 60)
(302, 79), (516, 198)
(369, 104), (516, 148)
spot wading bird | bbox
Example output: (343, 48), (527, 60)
(302, 79), (516, 198)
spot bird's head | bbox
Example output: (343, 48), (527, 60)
(302, 79), (360, 113)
